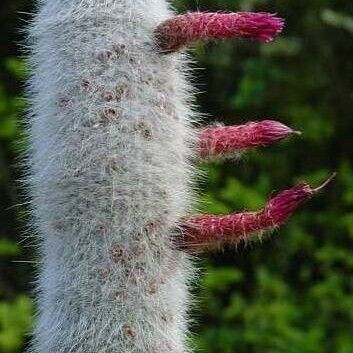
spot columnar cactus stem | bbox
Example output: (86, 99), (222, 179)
(26, 1), (328, 352)
(27, 1), (195, 352)
(198, 120), (297, 159)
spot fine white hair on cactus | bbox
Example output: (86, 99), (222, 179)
(27, 1), (197, 352)
(26, 0), (329, 352)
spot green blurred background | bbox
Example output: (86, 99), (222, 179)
(0, 0), (352, 352)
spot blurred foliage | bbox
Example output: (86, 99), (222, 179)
(0, 297), (32, 353)
(0, 55), (33, 353)
(0, 0), (352, 352)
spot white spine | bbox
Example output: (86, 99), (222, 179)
(27, 1), (196, 352)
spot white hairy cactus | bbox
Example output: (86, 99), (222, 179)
(26, 0), (329, 352)
(27, 1), (195, 352)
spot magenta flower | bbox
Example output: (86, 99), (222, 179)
(198, 120), (297, 159)
(179, 174), (335, 251)
(155, 12), (285, 53)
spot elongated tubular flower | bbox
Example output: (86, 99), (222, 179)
(180, 174), (336, 251)
(198, 120), (297, 159)
(155, 12), (285, 53)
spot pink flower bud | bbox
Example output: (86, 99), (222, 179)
(179, 174), (335, 251)
(198, 120), (297, 159)
(155, 12), (285, 53)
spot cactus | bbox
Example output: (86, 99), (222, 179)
(26, 1), (332, 352)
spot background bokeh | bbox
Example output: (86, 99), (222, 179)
(0, 0), (352, 352)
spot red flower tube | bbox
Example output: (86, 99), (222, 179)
(198, 120), (297, 159)
(155, 12), (285, 53)
(179, 174), (336, 251)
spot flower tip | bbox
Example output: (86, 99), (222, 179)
(261, 120), (297, 139)
(261, 14), (285, 41)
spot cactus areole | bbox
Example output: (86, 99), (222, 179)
(26, 1), (332, 352)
